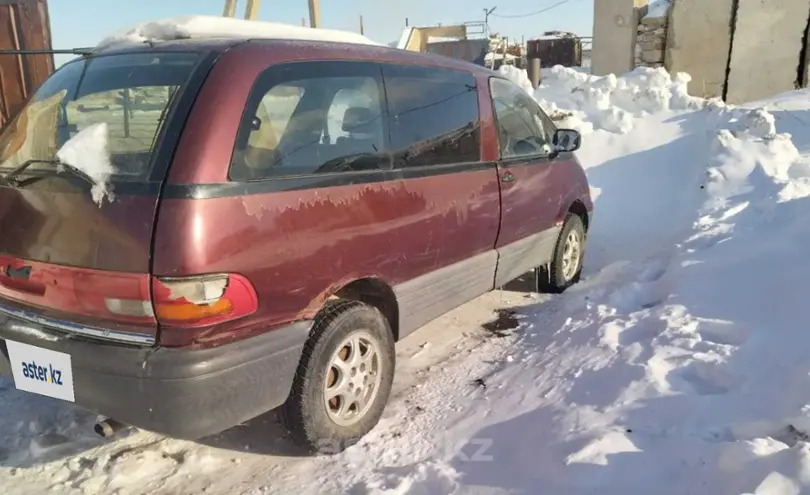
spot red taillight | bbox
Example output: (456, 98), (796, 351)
(150, 274), (258, 328)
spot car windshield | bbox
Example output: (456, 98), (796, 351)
(0, 52), (200, 182)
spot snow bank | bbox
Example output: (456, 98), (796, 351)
(535, 65), (705, 134)
(55, 123), (116, 205)
(97, 15), (380, 50)
(498, 64), (704, 135)
(497, 65), (534, 95)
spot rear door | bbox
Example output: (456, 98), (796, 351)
(489, 77), (562, 287)
(381, 63), (501, 336)
(0, 51), (210, 345)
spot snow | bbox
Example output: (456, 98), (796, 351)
(97, 15), (380, 50)
(485, 52), (516, 62)
(7, 62), (810, 494)
(55, 122), (116, 206)
(534, 65), (704, 134)
(497, 65), (535, 95)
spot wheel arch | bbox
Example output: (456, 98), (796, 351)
(566, 199), (590, 232)
(327, 277), (400, 341)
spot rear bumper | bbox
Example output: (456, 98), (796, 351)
(0, 313), (310, 440)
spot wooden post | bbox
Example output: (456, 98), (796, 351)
(244, 0), (260, 20)
(223, 0), (237, 17)
(359, 15), (364, 35)
(308, 0), (321, 28)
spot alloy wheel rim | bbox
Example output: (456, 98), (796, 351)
(323, 330), (383, 427)
(561, 230), (582, 281)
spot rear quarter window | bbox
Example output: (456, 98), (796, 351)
(230, 61), (389, 181)
(229, 60), (482, 182)
(382, 64), (481, 167)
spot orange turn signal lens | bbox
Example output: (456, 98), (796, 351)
(155, 298), (233, 323)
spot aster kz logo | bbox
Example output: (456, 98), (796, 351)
(3, 264), (31, 279)
(21, 360), (64, 386)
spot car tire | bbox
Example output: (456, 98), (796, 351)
(279, 300), (395, 454)
(540, 213), (586, 293)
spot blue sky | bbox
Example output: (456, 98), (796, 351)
(50, 0), (593, 65)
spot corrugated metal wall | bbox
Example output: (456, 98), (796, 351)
(0, 0), (54, 127)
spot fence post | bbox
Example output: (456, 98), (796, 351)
(527, 57), (542, 89)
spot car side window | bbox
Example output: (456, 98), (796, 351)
(383, 64), (481, 168)
(489, 77), (552, 159)
(230, 62), (388, 180)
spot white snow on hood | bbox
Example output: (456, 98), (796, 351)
(55, 122), (116, 206)
(96, 15), (381, 50)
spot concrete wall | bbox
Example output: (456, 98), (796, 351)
(665, 0), (734, 98)
(726, 0), (810, 104)
(635, 11), (668, 68)
(592, 0), (649, 76)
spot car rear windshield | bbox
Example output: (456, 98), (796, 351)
(0, 52), (200, 182)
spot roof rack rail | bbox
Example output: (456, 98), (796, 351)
(0, 47), (94, 56)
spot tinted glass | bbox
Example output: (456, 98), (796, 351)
(489, 77), (552, 159)
(0, 52), (200, 181)
(230, 62), (388, 180)
(383, 64), (481, 167)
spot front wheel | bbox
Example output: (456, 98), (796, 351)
(279, 300), (395, 454)
(540, 213), (586, 293)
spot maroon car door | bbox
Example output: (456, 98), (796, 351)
(488, 77), (564, 287)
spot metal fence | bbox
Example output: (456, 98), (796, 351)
(527, 36), (588, 68)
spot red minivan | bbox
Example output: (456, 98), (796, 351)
(0, 36), (592, 453)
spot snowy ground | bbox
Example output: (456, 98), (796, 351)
(6, 65), (810, 494)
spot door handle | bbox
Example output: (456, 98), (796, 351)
(501, 171), (516, 183)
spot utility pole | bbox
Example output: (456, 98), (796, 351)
(359, 15), (364, 35)
(244, 0), (260, 20)
(308, 0), (321, 28)
(223, 0), (237, 17)
(484, 6), (497, 36)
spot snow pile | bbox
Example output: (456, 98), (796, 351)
(55, 122), (116, 206)
(97, 15), (380, 50)
(534, 65), (705, 134)
(497, 65), (535, 95)
(705, 106), (809, 205)
(497, 64), (704, 135)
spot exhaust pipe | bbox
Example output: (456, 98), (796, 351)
(94, 418), (128, 438)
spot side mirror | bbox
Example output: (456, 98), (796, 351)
(552, 129), (581, 153)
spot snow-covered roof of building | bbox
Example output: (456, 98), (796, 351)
(97, 15), (380, 50)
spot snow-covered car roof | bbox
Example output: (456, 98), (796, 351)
(96, 15), (380, 51)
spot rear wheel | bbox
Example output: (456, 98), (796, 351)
(540, 213), (586, 293)
(279, 300), (395, 454)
